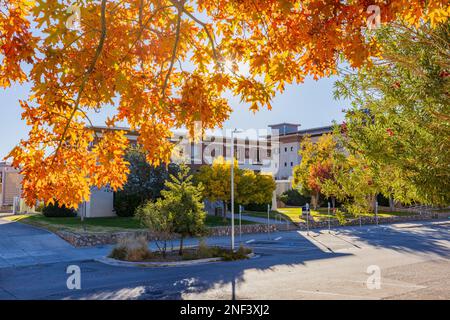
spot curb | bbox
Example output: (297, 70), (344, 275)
(95, 253), (256, 268)
(95, 256), (222, 268)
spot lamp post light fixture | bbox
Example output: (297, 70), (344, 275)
(230, 128), (243, 251)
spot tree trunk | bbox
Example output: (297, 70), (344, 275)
(389, 195), (395, 211)
(178, 237), (184, 256)
(312, 191), (319, 210)
(331, 196), (336, 209)
(223, 201), (228, 221)
(368, 195), (376, 212)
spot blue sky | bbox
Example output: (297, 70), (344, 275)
(0, 75), (346, 160)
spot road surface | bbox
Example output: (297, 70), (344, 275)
(0, 221), (449, 299)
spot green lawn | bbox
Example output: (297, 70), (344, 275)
(5, 213), (257, 233)
(244, 207), (417, 224)
(433, 208), (450, 213)
(204, 215), (258, 227)
(241, 210), (281, 220)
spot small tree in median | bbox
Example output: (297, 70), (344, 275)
(135, 201), (173, 258)
(137, 164), (206, 256)
(162, 165), (207, 255)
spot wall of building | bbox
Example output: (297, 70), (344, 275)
(0, 164), (22, 206)
(277, 141), (301, 179)
(78, 187), (115, 218)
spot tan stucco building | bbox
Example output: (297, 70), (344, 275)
(0, 162), (22, 207)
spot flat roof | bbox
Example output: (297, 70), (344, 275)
(268, 123), (301, 127)
(88, 124), (336, 139)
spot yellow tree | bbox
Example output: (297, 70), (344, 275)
(195, 156), (237, 217)
(236, 170), (275, 207)
(1, 0), (448, 207)
(195, 156), (275, 215)
(292, 133), (337, 209)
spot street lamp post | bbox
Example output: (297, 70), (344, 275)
(328, 202), (331, 233)
(375, 201), (379, 226)
(230, 128), (243, 251)
(239, 204), (242, 243)
(306, 202), (310, 235)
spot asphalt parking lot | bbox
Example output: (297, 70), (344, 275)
(1, 221), (449, 299)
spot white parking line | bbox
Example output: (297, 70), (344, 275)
(296, 289), (376, 300)
(274, 237), (282, 241)
(344, 279), (426, 289)
(246, 239), (255, 244)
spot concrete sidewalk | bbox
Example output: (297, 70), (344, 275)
(0, 219), (110, 268)
(0, 217), (278, 269)
(225, 213), (286, 224)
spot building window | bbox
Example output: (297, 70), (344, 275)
(284, 147), (287, 152)
(290, 162), (293, 166)
(290, 146), (294, 151)
(284, 162), (287, 167)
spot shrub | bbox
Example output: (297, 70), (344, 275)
(376, 194), (390, 207)
(278, 189), (311, 206)
(42, 203), (77, 217)
(335, 209), (347, 225)
(113, 193), (142, 217)
(182, 243), (253, 261)
(196, 239), (213, 258)
(35, 202), (45, 213)
(109, 246), (127, 261)
(113, 147), (180, 217)
(238, 202), (268, 212)
(109, 236), (152, 262)
(135, 201), (173, 258)
(212, 245), (253, 261)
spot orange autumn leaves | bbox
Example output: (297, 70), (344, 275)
(0, 0), (36, 86)
(1, 0), (449, 208)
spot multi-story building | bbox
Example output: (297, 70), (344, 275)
(0, 162), (22, 208)
(90, 126), (274, 174)
(269, 123), (334, 180)
(5, 123), (334, 216)
(92, 123), (334, 181)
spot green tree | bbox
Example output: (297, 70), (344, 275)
(135, 201), (173, 258)
(251, 173), (276, 206)
(114, 146), (179, 217)
(195, 156), (235, 218)
(292, 134), (337, 209)
(334, 22), (450, 206)
(161, 165), (207, 255)
(195, 156), (276, 214)
(321, 152), (382, 216)
(137, 164), (206, 256)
